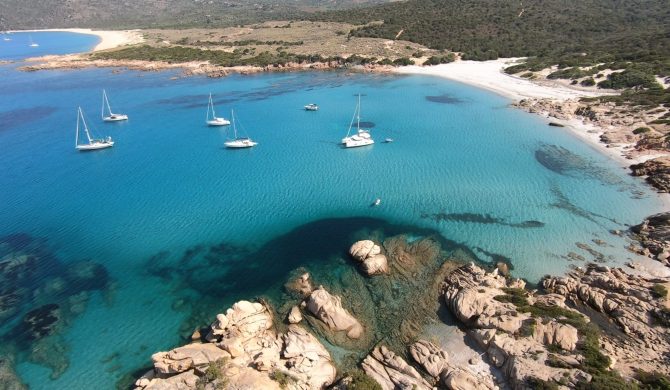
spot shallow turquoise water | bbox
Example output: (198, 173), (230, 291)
(0, 35), (664, 388)
(0, 31), (100, 60)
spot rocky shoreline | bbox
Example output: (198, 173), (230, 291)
(17, 54), (394, 78)
(131, 235), (670, 389)
(512, 98), (670, 194)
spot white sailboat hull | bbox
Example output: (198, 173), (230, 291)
(224, 139), (257, 148)
(345, 138), (374, 148)
(103, 114), (128, 122)
(76, 140), (114, 151)
(207, 117), (230, 126)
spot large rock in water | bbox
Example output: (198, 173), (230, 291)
(349, 240), (389, 275)
(305, 286), (363, 339)
(361, 345), (432, 390)
(630, 157), (670, 193)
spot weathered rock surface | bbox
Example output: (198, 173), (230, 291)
(135, 300), (336, 390)
(362, 345), (431, 390)
(305, 286), (363, 339)
(409, 340), (496, 390)
(630, 158), (670, 193)
(287, 305), (302, 324)
(151, 343), (230, 375)
(443, 263), (528, 334)
(542, 264), (670, 375)
(442, 263), (592, 388)
(631, 212), (670, 263)
(349, 240), (389, 275)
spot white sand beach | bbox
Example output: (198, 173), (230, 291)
(395, 58), (608, 101)
(8, 28), (143, 51)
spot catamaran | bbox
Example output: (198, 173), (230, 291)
(101, 89), (128, 122)
(28, 35), (38, 47)
(75, 107), (114, 151)
(224, 110), (257, 149)
(206, 93), (230, 126)
(341, 94), (374, 148)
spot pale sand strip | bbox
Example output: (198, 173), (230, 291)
(7, 28), (144, 51)
(395, 58), (608, 101)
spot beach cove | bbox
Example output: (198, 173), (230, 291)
(1, 31), (669, 389)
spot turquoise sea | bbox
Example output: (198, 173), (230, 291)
(0, 32), (664, 388)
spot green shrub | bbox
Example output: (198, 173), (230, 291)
(347, 370), (383, 390)
(521, 72), (535, 79)
(581, 78), (596, 86)
(196, 358), (229, 390)
(526, 377), (560, 390)
(270, 370), (297, 389)
(392, 57), (415, 66)
(651, 283), (668, 298)
(635, 370), (670, 389)
(633, 127), (652, 135)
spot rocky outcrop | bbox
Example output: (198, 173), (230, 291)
(151, 343), (229, 375)
(542, 264), (670, 375)
(409, 340), (496, 390)
(135, 300), (336, 390)
(305, 286), (363, 339)
(287, 306), (302, 324)
(442, 263), (591, 388)
(631, 212), (670, 263)
(630, 157), (670, 193)
(349, 240), (389, 275)
(443, 263), (528, 334)
(361, 345), (432, 390)
(284, 272), (314, 297)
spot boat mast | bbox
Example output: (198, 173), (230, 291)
(80, 108), (93, 143)
(76, 107), (80, 146)
(103, 89), (113, 117)
(357, 94), (361, 132)
(209, 93), (216, 119)
(231, 109), (237, 139)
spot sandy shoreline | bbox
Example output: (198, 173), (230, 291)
(396, 60), (666, 167)
(7, 28), (144, 51)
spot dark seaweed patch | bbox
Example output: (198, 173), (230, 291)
(425, 94), (464, 104)
(22, 304), (60, 340)
(357, 121), (375, 128)
(421, 212), (544, 228)
(0, 107), (57, 132)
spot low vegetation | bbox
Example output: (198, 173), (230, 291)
(195, 358), (228, 390)
(651, 284), (668, 299)
(346, 370), (383, 390)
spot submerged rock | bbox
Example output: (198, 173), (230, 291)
(349, 240), (389, 275)
(305, 286), (363, 339)
(22, 303), (61, 340)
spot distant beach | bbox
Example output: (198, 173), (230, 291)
(7, 28), (144, 51)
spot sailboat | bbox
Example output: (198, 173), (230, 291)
(224, 110), (257, 149)
(28, 35), (38, 47)
(206, 93), (230, 126)
(75, 107), (114, 151)
(101, 89), (128, 122)
(2, 32), (11, 41)
(341, 94), (374, 148)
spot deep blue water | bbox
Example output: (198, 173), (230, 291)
(0, 31), (99, 60)
(0, 32), (664, 389)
